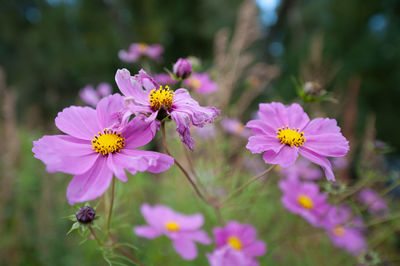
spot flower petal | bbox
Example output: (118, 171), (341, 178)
(55, 106), (101, 140)
(172, 238), (198, 260)
(299, 148), (335, 181)
(96, 94), (125, 129)
(246, 135), (282, 154)
(118, 149), (174, 174)
(134, 225), (162, 239)
(262, 145), (298, 168)
(115, 68), (149, 104)
(33, 135), (97, 175)
(66, 156), (113, 205)
(243, 240), (267, 257)
(122, 117), (157, 149)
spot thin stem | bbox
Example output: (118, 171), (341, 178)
(365, 213), (400, 227)
(161, 122), (210, 205)
(182, 143), (209, 196)
(115, 245), (144, 266)
(89, 226), (104, 246)
(219, 165), (275, 206)
(107, 177), (115, 235)
(335, 176), (373, 204)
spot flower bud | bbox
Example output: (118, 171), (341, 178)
(75, 206), (96, 224)
(173, 58), (192, 79)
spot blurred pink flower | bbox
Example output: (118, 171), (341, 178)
(116, 68), (220, 150)
(153, 73), (177, 86)
(281, 158), (322, 181)
(184, 73), (218, 94)
(221, 118), (252, 138)
(207, 221), (266, 266)
(33, 94), (173, 205)
(79, 83), (112, 107)
(321, 206), (367, 255)
(358, 188), (388, 216)
(331, 157), (348, 169)
(134, 203), (211, 260)
(118, 43), (163, 63)
(246, 102), (349, 181)
(279, 178), (330, 226)
(193, 124), (216, 140)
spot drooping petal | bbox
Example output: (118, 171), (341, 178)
(66, 156), (113, 205)
(55, 106), (101, 140)
(134, 225), (162, 239)
(299, 148), (335, 181)
(118, 149), (174, 174)
(262, 145), (298, 168)
(33, 135), (97, 175)
(172, 238), (198, 260)
(134, 69), (159, 92)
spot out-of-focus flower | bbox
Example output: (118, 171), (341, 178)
(116, 69), (220, 150)
(281, 158), (322, 181)
(279, 178), (330, 226)
(173, 58), (192, 79)
(118, 43), (163, 63)
(358, 188), (388, 216)
(221, 118), (252, 138)
(243, 157), (266, 176)
(184, 73), (218, 94)
(33, 94), (173, 204)
(153, 73), (177, 86)
(331, 157), (348, 169)
(207, 245), (259, 266)
(79, 83), (112, 107)
(193, 124), (216, 140)
(246, 102), (349, 181)
(207, 221), (266, 266)
(321, 206), (367, 255)
(186, 56), (202, 71)
(134, 203), (211, 260)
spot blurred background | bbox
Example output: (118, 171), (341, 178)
(1, 0), (400, 265)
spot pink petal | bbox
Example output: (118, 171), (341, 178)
(140, 204), (175, 229)
(55, 106), (101, 140)
(188, 230), (212, 244)
(262, 145), (298, 167)
(243, 240), (267, 257)
(96, 94), (125, 129)
(246, 135), (282, 154)
(286, 103), (310, 130)
(122, 117), (157, 149)
(134, 225), (162, 239)
(107, 153), (127, 182)
(66, 156), (113, 205)
(299, 148), (335, 181)
(173, 213), (204, 231)
(172, 238), (198, 260)
(115, 69), (149, 104)
(245, 120), (276, 136)
(118, 149), (174, 174)
(33, 135), (98, 175)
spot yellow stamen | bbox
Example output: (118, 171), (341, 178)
(297, 195), (314, 209)
(91, 129), (125, 156)
(149, 85), (174, 111)
(188, 78), (202, 89)
(227, 236), (242, 250)
(276, 126), (306, 147)
(138, 43), (148, 52)
(165, 221), (179, 232)
(333, 225), (345, 236)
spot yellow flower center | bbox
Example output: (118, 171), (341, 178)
(165, 221), (180, 232)
(138, 43), (148, 52)
(227, 236), (242, 250)
(149, 85), (174, 111)
(188, 77), (202, 89)
(276, 126), (306, 147)
(91, 129), (125, 156)
(297, 195), (314, 209)
(333, 225), (345, 236)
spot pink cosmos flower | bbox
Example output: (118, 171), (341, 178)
(79, 83), (112, 107)
(208, 221), (266, 266)
(321, 206), (367, 255)
(134, 203), (211, 260)
(183, 73), (218, 94)
(207, 245), (259, 266)
(221, 118), (252, 138)
(193, 124), (216, 140)
(32, 94), (174, 205)
(358, 188), (388, 216)
(115, 68), (220, 150)
(281, 158), (322, 181)
(153, 73), (177, 86)
(118, 43), (164, 63)
(279, 178), (330, 226)
(246, 102), (349, 181)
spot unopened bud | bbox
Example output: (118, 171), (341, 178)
(76, 206), (96, 224)
(173, 58), (192, 79)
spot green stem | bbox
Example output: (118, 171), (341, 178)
(219, 165), (275, 206)
(106, 177), (115, 236)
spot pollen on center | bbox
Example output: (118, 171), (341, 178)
(149, 85), (174, 111)
(297, 194), (314, 209)
(92, 129), (125, 156)
(227, 236), (242, 250)
(276, 126), (306, 147)
(165, 221), (180, 232)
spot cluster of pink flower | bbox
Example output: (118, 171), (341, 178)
(33, 41), (388, 264)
